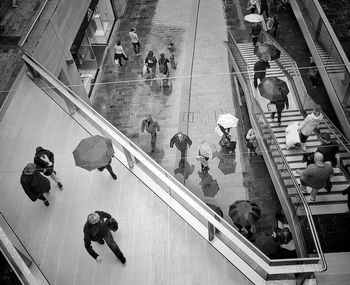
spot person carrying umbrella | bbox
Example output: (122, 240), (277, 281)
(254, 59), (270, 88)
(251, 22), (262, 46)
(270, 91), (289, 125)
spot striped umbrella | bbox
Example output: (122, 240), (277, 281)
(228, 200), (261, 227)
(73, 135), (115, 171)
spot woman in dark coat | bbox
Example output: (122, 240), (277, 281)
(20, 163), (51, 206)
(145, 51), (157, 79)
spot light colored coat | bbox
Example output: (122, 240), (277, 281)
(298, 113), (323, 136)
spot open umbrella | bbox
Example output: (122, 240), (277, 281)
(199, 140), (217, 159)
(258, 77), (289, 102)
(229, 200), (261, 227)
(254, 43), (281, 61)
(73, 135), (114, 171)
(244, 14), (263, 23)
(217, 114), (239, 129)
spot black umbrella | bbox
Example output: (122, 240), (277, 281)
(258, 77), (289, 102)
(228, 200), (261, 227)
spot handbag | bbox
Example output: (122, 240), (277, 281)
(267, 103), (277, 112)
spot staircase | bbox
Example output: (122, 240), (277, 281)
(315, 42), (344, 74)
(266, 109), (349, 215)
(237, 43), (297, 78)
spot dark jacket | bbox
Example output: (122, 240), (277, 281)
(170, 133), (192, 151)
(20, 164), (51, 201)
(34, 147), (55, 175)
(254, 60), (270, 72)
(251, 24), (262, 37)
(145, 51), (157, 68)
(271, 96), (289, 112)
(83, 211), (112, 259)
(316, 141), (339, 166)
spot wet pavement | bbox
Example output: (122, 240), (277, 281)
(0, 0), (349, 251)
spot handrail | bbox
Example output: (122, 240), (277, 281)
(21, 51), (327, 280)
(19, 0), (49, 47)
(227, 29), (326, 271)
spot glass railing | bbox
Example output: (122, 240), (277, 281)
(291, 0), (350, 129)
(22, 51), (326, 281)
(227, 30), (326, 271)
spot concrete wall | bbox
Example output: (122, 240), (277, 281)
(23, 0), (127, 102)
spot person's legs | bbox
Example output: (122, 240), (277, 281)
(37, 195), (49, 206)
(254, 73), (258, 88)
(105, 163), (117, 180)
(271, 111), (275, 119)
(252, 36), (258, 46)
(49, 172), (63, 189)
(136, 42), (141, 54)
(310, 188), (319, 201)
(150, 132), (157, 152)
(116, 54), (122, 66)
(104, 231), (126, 263)
(180, 149), (186, 168)
(299, 132), (308, 151)
(132, 43), (137, 54)
(277, 110), (282, 124)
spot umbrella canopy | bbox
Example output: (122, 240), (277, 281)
(254, 233), (279, 259)
(217, 114), (239, 129)
(229, 200), (261, 227)
(199, 140), (217, 159)
(73, 135), (115, 171)
(258, 77), (289, 101)
(244, 14), (263, 23)
(254, 43), (281, 61)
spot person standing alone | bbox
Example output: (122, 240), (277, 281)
(141, 115), (160, 152)
(84, 211), (126, 264)
(128, 28), (141, 56)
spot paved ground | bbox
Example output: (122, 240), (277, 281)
(0, 0), (349, 252)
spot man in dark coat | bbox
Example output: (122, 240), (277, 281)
(83, 211), (126, 264)
(270, 94), (289, 125)
(34, 146), (63, 189)
(20, 163), (51, 206)
(170, 132), (192, 168)
(251, 22), (262, 46)
(254, 59), (270, 88)
(97, 158), (117, 180)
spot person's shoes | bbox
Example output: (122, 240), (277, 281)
(98, 240), (105, 245)
(151, 149), (154, 153)
(301, 186), (308, 193)
(270, 114), (274, 119)
(13, 4), (18, 8)
(309, 196), (316, 202)
(111, 173), (117, 180)
(119, 256), (126, 264)
(44, 200), (49, 206)
(57, 182), (63, 189)
(278, 122), (281, 126)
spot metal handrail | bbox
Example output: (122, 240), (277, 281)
(227, 29), (326, 271)
(19, 0), (49, 47)
(22, 51), (326, 278)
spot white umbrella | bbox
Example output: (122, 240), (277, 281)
(244, 14), (263, 23)
(217, 114), (239, 129)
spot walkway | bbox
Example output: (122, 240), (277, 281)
(0, 72), (252, 285)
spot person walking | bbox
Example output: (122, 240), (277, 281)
(260, 0), (269, 18)
(141, 115), (160, 152)
(196, 151), (209, 173)
(97, 158), (117, 180)
(128, 28), (141, 56)
(145, 51), (157, 79)
(272, 15), (279, 38)
(297, 104), (323, 151)
(251, 22), (262, 46)
(114, 41), (128, 66)
(158, 53), (170, 86)
(254, 59), (270, 88)
(270, 94), (289, 125)
(308, 62), (318, 88)
(246, 128), (258, 156)
(296, 152), (334, 202)
(34, 146), (63, 189)
(247, 0), (257, 13)
(20, 163), (51, 206)
(83, 211), (126, 264)
(170, 132), (192, 168)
